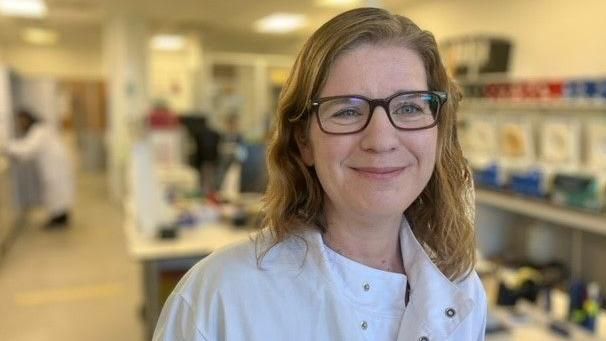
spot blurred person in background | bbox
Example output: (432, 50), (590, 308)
(0, 108), (75, 228)
(182, 114), (221, 194)
(220, 112), (244, 162)
(216, 112), (246, 188)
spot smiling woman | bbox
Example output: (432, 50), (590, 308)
(298, 44), (440, 247)
(154, 7), (486, 341)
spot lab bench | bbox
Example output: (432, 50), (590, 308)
(123, 200), (252, 340)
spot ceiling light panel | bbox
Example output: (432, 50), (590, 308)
(254, 13), (307, 34)
(0, 0), (47, 18)
(315, 0), (362, 7)
(151, 35), (186, 51)
(22, 27), (59, 45)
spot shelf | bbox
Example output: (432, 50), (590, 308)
(475, 188), (606, 235)
(460, 99), (606, 112)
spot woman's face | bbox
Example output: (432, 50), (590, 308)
(298, 43), (438, 221)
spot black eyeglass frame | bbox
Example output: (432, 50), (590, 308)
(310, 90), (448, 135)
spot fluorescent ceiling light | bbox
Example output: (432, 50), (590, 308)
(315, 0), (362, 7)
(254, 13), (306, 34)
(22, 27), (58, 45)
(0, 0), (47, 18)
(151, 35), (185, 51)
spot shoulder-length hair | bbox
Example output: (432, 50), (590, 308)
(261, 7), (475, 280)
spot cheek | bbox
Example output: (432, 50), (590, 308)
(308, 126), (353, 168)
(426, 138), (438, 165)
(408, 130), (438, 168)
(312, 141), (340, 174)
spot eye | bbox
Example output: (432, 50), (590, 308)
(393, 104), (423, 115)
(331, 108), (363, 119)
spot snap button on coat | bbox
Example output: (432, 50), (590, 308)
(445, 307), (456, 318)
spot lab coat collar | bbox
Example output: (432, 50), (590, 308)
(397, 218), (475, 340)
(257, 219), (475, 339)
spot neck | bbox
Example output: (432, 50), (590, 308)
(322, 202), (404, 274)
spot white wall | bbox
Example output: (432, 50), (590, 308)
(404, 0), (606, 78)
(103, 13), (149, 200)
(1, 44), (103, 80)
(149, 49), (194, 112)
(16, 78), (61, 127)
(0, 66), (13, 145)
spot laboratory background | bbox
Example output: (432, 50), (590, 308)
(0, 0), (605, 340)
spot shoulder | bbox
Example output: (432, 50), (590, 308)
(178, 229), (308, 290)
(31, 123), (52, 137)
(456, 270), (488, 329)
(176, 237), (258, 300)
(153, 238), (258, 340)
(154, 230), (312, 340)
(456, 270), (487, 303)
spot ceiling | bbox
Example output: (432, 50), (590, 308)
(0, 0), (422, 54)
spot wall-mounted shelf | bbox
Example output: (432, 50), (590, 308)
(460, 99), (606, 112)
(475, 188), (606, 236)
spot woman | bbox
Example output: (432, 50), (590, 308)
(1, 109), (74, 228)
(154, 8), (486, 341)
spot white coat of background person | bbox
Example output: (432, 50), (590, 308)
(2, 109), (75, 228)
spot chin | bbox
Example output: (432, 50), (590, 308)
(353, 196), (413, 218)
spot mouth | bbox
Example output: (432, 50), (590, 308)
(350, 166), (406, 180)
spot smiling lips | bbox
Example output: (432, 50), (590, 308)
(350, 166), (406, 180)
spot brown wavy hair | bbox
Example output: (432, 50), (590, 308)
(261, 7), (475, 280)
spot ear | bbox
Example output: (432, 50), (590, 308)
(295, 130), (314, 166)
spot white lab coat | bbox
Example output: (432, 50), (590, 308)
(6, 123), (74, 215)
(154, 219), (487, 341)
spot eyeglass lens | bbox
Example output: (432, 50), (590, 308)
(317, 92), (439, 133)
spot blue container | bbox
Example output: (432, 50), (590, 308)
(564, 81), (583, 98)
(510, 170), (544, 198)
(598, 80), (606, 99)
(473, 164), (502, 189)
(583, 81), (599, 98)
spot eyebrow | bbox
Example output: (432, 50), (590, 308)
(323, 88), (429, 96)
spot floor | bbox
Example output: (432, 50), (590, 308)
(0, 172), (144, 341)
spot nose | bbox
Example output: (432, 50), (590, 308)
(359, 106), (399, 153)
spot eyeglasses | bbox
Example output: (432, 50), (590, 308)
(310, 91), (447, 135)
